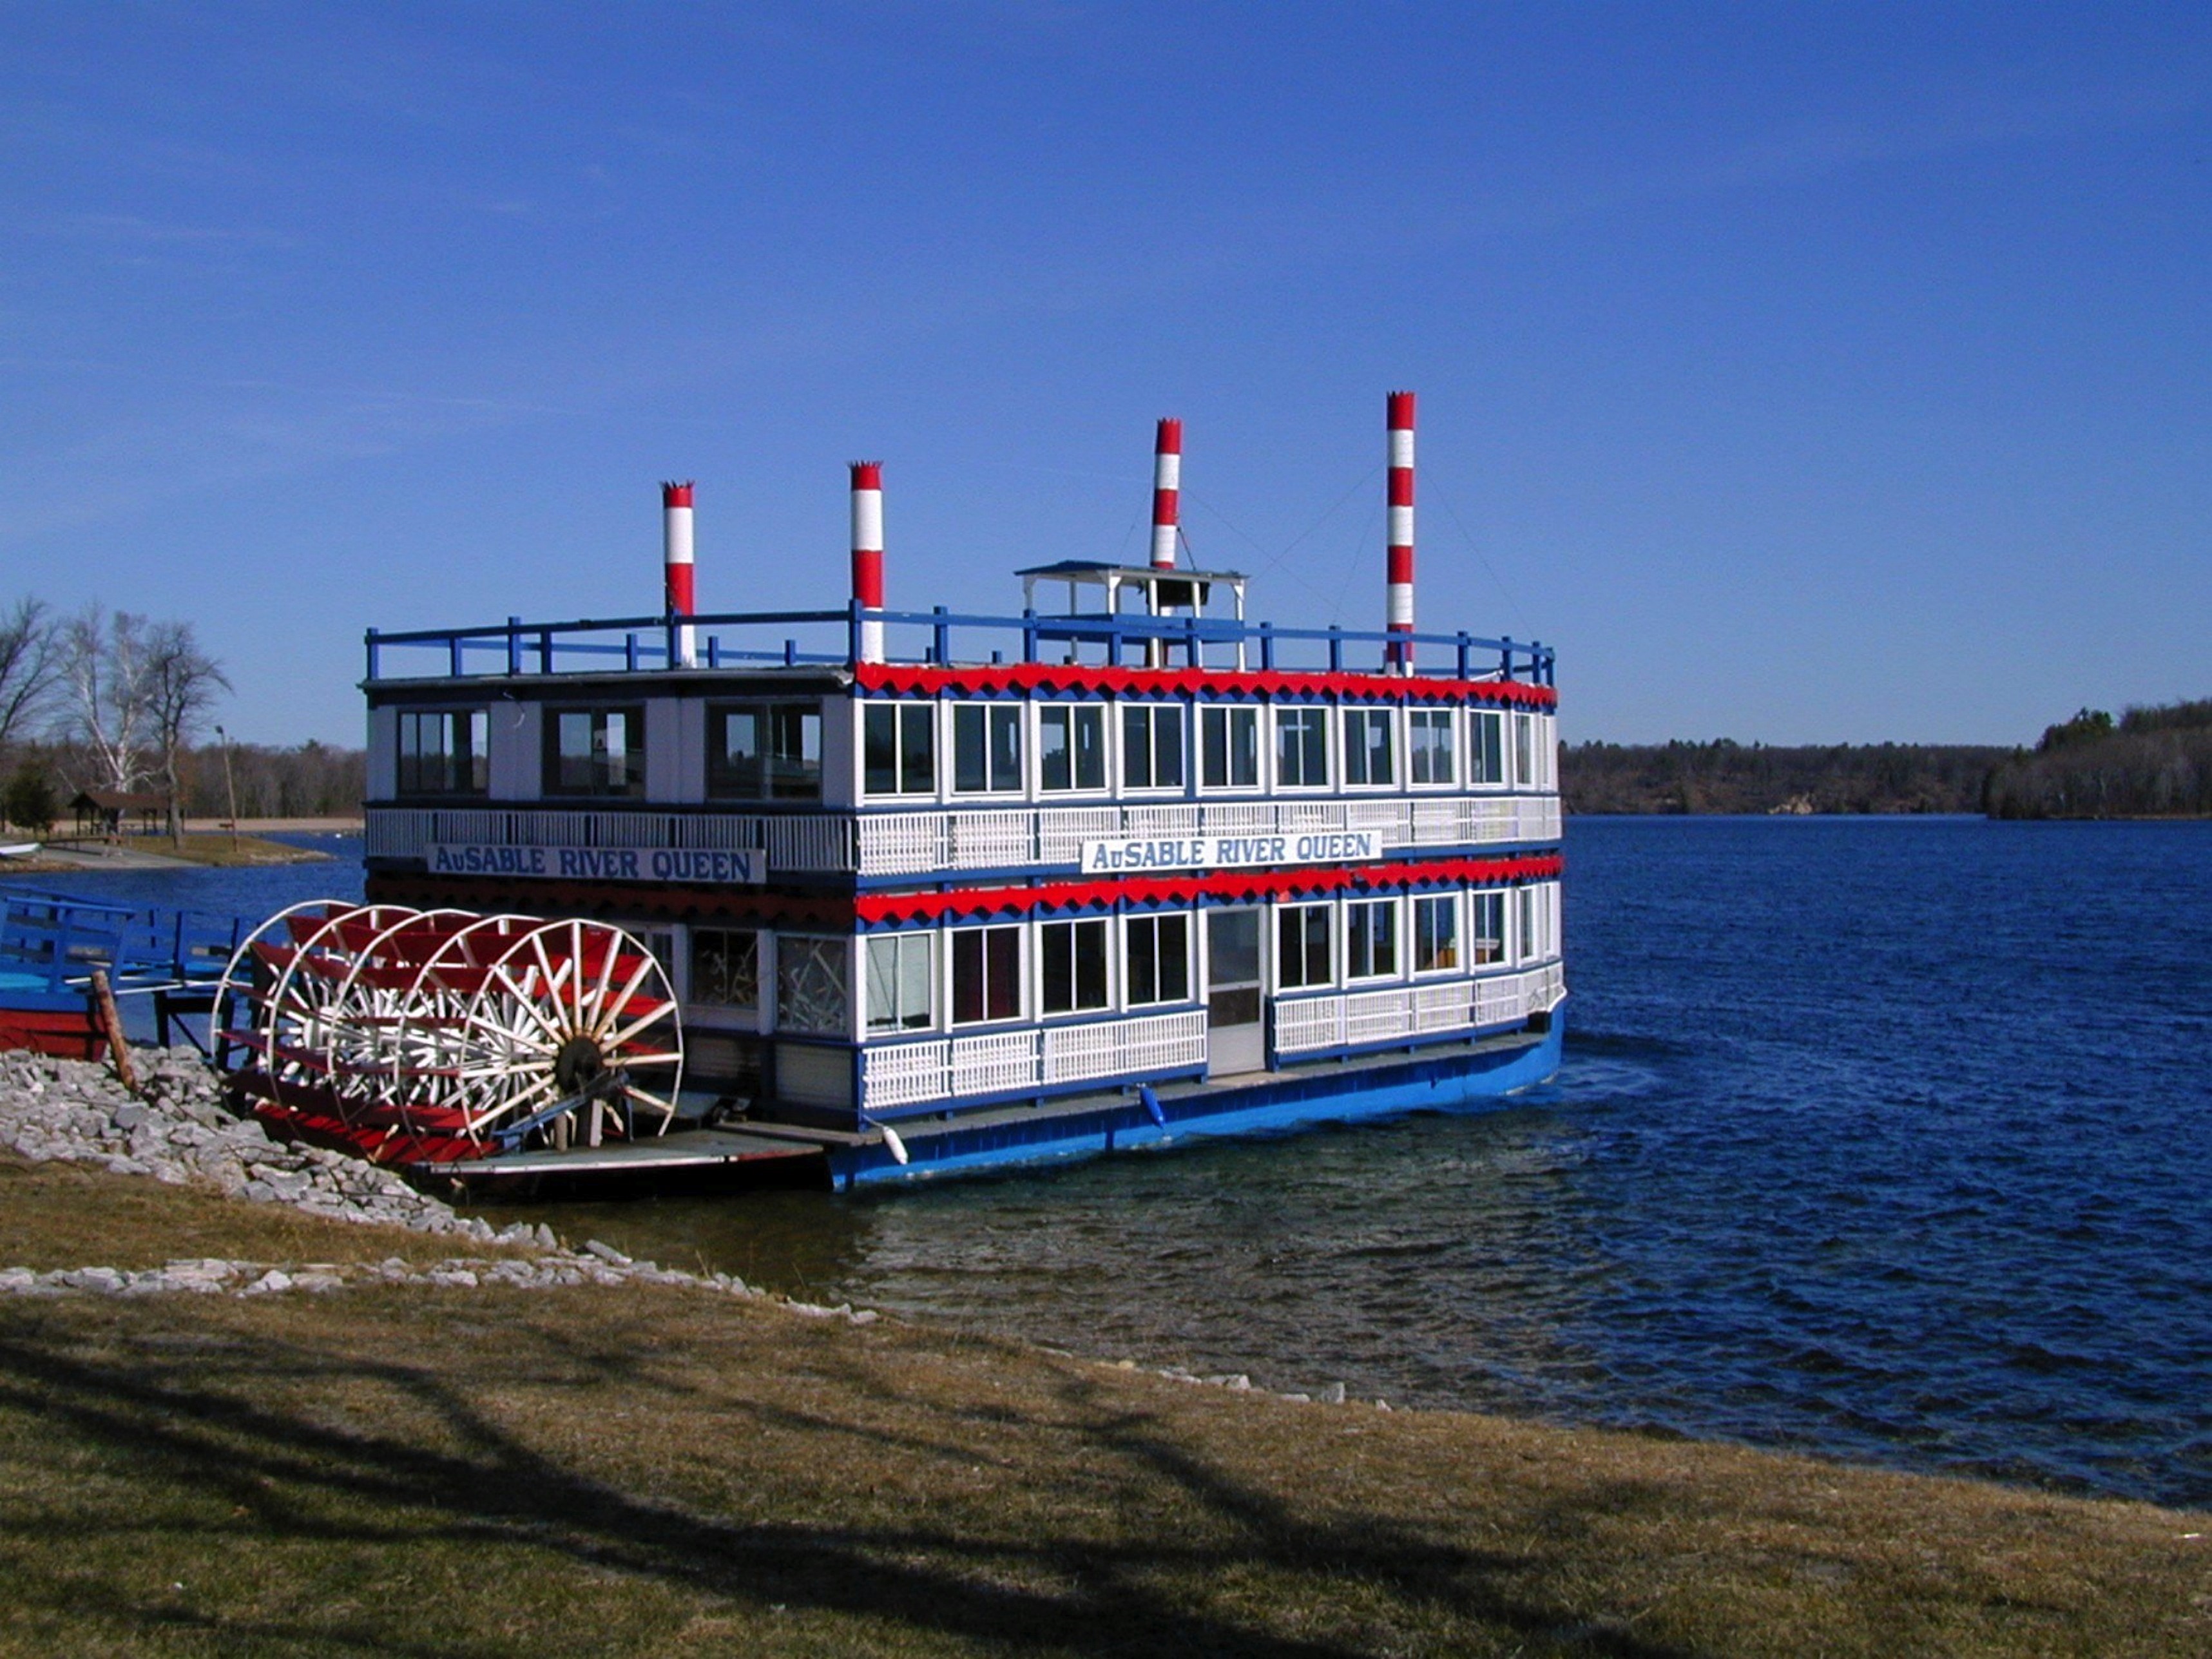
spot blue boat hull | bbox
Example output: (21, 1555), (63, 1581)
(830, 1004), (1566, 1188)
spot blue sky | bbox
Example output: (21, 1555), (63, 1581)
(3, 1), (2206, 746)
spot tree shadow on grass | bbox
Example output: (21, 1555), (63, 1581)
(0, 1305), (1693, 1656)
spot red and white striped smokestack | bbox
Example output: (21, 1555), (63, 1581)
(1385, 391), (1416, 671)
(1149, 417), (1182, 571)
(850, 461), (885, 664)
(662, 480), (697, 667)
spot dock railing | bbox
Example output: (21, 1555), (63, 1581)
(365, 601), (1554, 690)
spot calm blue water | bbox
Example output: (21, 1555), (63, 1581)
(14, 820), (2209, 1506)
(5, 833), (366, 918)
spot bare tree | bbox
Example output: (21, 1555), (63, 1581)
(0, 596), (61, 753)
(144, 620), (230, 845)
(58, 606), (155, 792)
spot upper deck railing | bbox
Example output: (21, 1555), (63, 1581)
(364, 602), (1555, 689)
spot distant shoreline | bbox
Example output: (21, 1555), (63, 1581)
(181, 817), (361, 834)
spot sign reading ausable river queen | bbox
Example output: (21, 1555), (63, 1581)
(427, 845), (766, 884)
(1078, 830), (1378, 874)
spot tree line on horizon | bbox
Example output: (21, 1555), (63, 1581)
(1981, 700), (2212, 820)
(1561, 736), (2008, 815)
(0, 591), (365, 837)
(1568, 699), (2211, 817)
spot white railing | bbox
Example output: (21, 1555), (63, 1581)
(1273, 961), (1565, 1056)
(364, 794), (1559, 879)
(861, 1008), (1209, 1110)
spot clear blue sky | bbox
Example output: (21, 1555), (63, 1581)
(4, 2), (2206, 747)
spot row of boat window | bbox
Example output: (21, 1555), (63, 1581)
(392, 700), (1557, 802)
(866, 702), (1548, 798)
(666, 883), (1563, 1040)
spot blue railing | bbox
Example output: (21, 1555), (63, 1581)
(0, 888), (245, 1001)
(365, 601), (1555, 687)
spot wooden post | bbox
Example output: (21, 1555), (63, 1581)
(88, 970), (138, 1095)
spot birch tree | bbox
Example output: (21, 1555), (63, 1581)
(59, 606), (155, 792)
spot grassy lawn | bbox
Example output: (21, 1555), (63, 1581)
(0, 1153), (532, 1272)
(151, 833), (335, 867)
(10, 834), (333, 869)
(0, 1157), (2204, 1656)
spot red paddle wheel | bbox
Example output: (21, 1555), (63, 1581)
(211, 902), (684, 1165)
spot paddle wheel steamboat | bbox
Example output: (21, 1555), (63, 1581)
(215, 393), (1566, 1189)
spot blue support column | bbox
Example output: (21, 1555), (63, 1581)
(365, 629), (381, 680)
(933, 604), (951, 666)
(537, 629), (554, 673)
(625, 633), (640, 671)
(1327, 627), (1343, 673)
(507, 617), (523, 676)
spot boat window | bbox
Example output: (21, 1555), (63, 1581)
(1343, 708), (1395, 788)
(1345, 898), (1398, 979)
(1039, 704), (1106, 792)
(863, 703), (936, 796)
(950, 924), (1023, 1024)
(1514, 713), (1536, 789)
(690, 928), (759, 1011)
(1121, 704), (1186, 792)
(1040, 917), (1110, 1015)
(708, 702), (822, 801)
(1408, 709), (1455, 785)
(1469, 710), (1506, 786)
(397, 708), (488, 796)
(865, 933), (935, 1033)
(1275, 903), (1332, 990)
(952, 704), (1023, 794)
(1470, 890), (1506, 964)
(545, 705), (645, 798)
(1200, 705), (1259, 789)
(1518, 883), (1554, 962)
(1123, 913), (1191, 1006)
(1274, 707), (1329, 788)
(1412, 895), (1459, 973)
(775, 935), (849, 1035)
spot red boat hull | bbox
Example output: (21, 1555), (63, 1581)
(0, 1006), (105, 1063)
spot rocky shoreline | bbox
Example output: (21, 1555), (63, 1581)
(0, 1044), (874, 1319)
(0, 1043), (1361, 1399)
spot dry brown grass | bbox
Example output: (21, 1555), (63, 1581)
(0, 1153), (535, 1271)
(0, 1160), (2205, 1656)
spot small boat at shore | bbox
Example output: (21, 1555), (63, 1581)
(0, 888), (244, 1061)
(211, 394), (1566, 1190)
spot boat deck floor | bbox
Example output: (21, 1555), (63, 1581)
(437, 1026), (1544, 1185)
(444, 1126), (832, 1178)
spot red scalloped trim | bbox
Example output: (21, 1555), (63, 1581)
(855, 852), (1564, 927)
(854, 660), (1556, 707)
(372, 853), (1566, 933)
